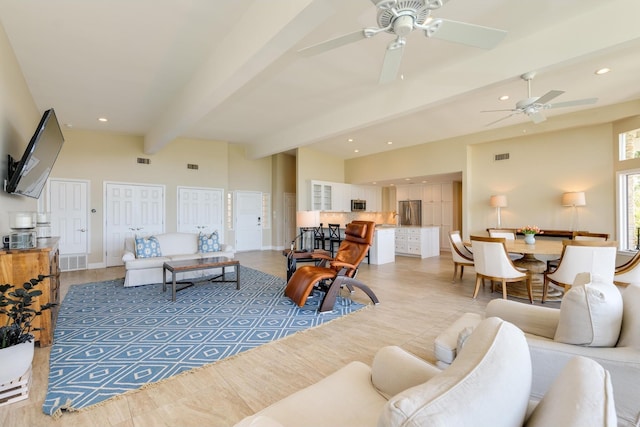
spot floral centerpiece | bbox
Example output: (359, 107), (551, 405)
(518, 225), (543, 235)
(518, 225), (543, 244)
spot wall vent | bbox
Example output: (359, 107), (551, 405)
(494, 153), (510, 161)
(137, 157), (150, 164)
(59, 254), (87, 271)
(187, 164), (199, 170)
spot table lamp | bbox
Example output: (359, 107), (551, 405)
(489, 195), (507, 228)
(562, 191), (586, 231)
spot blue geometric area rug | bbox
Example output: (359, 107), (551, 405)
(43, 266), (364, 417)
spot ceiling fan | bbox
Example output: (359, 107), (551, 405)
(298, 0), (507, 84)
(483, 71), (599, 126)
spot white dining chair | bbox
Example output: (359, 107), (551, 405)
(614, 250), (640, 287)
(543, 239), (618, 302)
(448, 230), (474, 282)
(471, 236), (533, 303)
(488, 228), (522, 260)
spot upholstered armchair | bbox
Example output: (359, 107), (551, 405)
(435, 275), (639, 427)
(234, 318), (617, 427)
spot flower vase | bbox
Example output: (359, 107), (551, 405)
(524, 234), (536, 245)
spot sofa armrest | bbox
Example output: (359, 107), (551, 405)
(486, 299), (559, 340)
(371, 346), (441, 399)
(122, 251), (136, 262)
(526, 338), (640, 427)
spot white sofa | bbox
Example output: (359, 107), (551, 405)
(122, 232), (234, 287)
(234, 317), (617, 427)
(435, 276), (639, 427)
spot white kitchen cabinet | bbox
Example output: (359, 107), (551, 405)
(394, 226), (440, 258)
(310, 180), (333, 211)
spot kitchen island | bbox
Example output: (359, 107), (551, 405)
(395, 226), (440, 258)
(369, 226), (395, 265)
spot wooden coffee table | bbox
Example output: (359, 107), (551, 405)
(162, 256), (240, 301)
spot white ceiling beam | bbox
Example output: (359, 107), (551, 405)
(143, 0), (330, 154)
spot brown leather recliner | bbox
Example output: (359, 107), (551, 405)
(284, 220), (379, 313)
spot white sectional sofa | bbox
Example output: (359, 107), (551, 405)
(121, 232), (234, 287)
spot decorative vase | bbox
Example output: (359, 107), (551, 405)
(524, 233), (536, 244)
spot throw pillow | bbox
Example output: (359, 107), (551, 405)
(554, 274), (623, 347)
(134, 235), (162, 258)
(198, 231), (220, 253)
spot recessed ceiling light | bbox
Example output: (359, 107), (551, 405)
(387, 141), (393, 145)
(64, 123), (73, 128)
(98, 117), (108, 122)
(372, 181), (377, 185)
(595, 67), (611, 75)
(405, 178), (410, 181)
(354, 149), (359, 153)
(499, 95), (509, 101)
(347, 138), (354, 142)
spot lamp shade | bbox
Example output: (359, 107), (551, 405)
(489, 195), (507, 208)
(561, 192), (586, 207)
(296, 210), (319, 228)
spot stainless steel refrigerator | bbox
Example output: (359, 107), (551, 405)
(398, 200), (422, 226)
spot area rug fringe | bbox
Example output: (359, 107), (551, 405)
(57, 304), (371, 416)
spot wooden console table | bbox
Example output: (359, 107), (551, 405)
(0, 237), (60, 347)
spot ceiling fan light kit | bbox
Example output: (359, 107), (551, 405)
(298, 0), (507, 84)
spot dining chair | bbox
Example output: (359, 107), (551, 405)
(614, 250), (640, 287)
(543, 239), (618, 303)
(488, 228), (522, 260)
(448, 230), (474, 282)
(470, 235), (533, 303)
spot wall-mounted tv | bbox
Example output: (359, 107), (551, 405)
(6, 108), (64, 199)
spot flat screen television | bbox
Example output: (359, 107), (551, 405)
(6, 108), (64, 199)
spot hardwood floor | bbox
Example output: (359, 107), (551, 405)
(0, 250), (557, 427)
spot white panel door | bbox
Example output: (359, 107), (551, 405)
(105, 183), (165, 267)
(234, 191), (262, 251)
(177, 187), (224, 241)
(48, 179), (89, 255)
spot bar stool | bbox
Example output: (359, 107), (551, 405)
(328, 224), (342, 257)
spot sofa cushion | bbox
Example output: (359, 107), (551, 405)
(198, 231), (221, 253)
(379, 317), (531, 427)
(135, 235), (162, 258)
(617, 283), (640, 349)
(524, 356), (617, 427)
(125, 256), (170, 270)
(554, 274), (623, 347)
(154, 232), (198, 256)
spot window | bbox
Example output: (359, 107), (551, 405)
(262, 193), (271, 229)
(618, 127), (640, 161)
(617, 169), (640, 251)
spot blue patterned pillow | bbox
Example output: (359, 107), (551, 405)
(134, 236), (162, 258)
(198, 231), (220, 253)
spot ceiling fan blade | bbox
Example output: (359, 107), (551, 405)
(529, 111), (546, 124)
(298, 30), (367, 57)
(429, 19), (507, 49)
(379, 40), (405, 84)
(481, 108), (518, 113)
(548, 97), (598, 109)
(486, 113), (518, 127)
(535, 90), (565, 105)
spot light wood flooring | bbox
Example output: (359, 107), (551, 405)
(0, 250), (558, 427)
